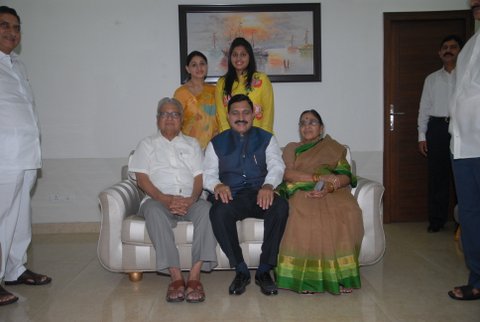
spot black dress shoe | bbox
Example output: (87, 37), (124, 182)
(427, 224), (441, 233)
(255, 271), (278, 295)
(229, 272), (250, 295)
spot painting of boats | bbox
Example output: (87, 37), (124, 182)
(179, 4), (321, 82)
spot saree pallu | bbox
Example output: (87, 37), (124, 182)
(275, 136), (364, 294)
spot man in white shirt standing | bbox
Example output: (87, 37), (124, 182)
(417, 35), (462, 233)
(447, 0), (480, 301)
(0, 6), (51, 307)
(129, 97), (217, 303)
(204, 94), (288, 296)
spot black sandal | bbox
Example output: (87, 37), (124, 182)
(4, 269), (52, 286)
(448, 285), (480, 301)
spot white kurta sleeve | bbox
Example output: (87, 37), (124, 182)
(203, 142), (221, 192)
(263, 136), (285, 188)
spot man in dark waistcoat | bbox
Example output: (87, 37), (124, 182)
(203, 94), (288, 296)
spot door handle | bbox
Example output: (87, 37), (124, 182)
(389, 104), (405, 131)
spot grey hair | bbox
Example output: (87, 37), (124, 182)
(156, 97), (183, 116)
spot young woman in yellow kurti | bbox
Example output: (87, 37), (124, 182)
(174, 51), (218, 149)
(215, 37), (274, 133)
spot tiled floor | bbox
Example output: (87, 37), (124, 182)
(1, 222), (479, 322)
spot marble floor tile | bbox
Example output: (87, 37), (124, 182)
(1, 222), (479, 322)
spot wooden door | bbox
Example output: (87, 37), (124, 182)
(383, 11), (474, 223)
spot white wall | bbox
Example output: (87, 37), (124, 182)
(2, 0), (471, 223)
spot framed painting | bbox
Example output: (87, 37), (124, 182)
(178, 3), (321, 83)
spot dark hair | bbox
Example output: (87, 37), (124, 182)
(300, 109), (324, 126)
(0, 6), (21, 24)
(186, 50), (207, 65)
(227, 94), (254, 113)
(223, 37), (257, 96)
(440, 34), (464, 49)
(185, 51), (208, 81)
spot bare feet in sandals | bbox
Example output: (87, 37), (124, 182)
(448, 285), (480, 301)
(165, 279), (185, 302)
(340, 286), (353, 294)
(4, 269), (52, 286)
(0, 285), (18, 306)
(185, 280), (205, 303)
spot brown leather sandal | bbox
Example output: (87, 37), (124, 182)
(0, 285), (18, 306)
(166, 279), (185, 302)
(185, 280), (205, 303)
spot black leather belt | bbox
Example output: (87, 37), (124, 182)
(430, 116), (450, 123)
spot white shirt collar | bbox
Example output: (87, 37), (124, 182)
(0, 50), (17, 66)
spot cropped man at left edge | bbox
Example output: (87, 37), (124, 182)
(0, 6), (52, 307)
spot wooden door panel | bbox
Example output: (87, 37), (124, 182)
(383, 11), (474, 223)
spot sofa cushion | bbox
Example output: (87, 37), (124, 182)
(240, 218), (265, 241)
(122, 215), (194, 245)
(121, 215), (151, 245)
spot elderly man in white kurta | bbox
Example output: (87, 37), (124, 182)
(0, 6), (51, 307)
(129, 97), (217, 303)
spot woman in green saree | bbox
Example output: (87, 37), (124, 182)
(275, 110), (364, 295)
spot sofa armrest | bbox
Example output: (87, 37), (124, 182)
(352, 177), (386, 266)
(97, 180), (144, 272)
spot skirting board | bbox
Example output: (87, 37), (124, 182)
(32, 222), (100, 234)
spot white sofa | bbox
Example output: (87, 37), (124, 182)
(97, 154), (386, 281)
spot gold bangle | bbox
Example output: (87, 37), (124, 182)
(325, 181), (334, 193)
(325, 175), (339, 191)
(332, 176), (340, 190)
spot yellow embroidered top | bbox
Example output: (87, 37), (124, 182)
(173, 84), (218, 149)
(215, 71), (274, 133)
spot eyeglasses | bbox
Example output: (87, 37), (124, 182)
(299, 120), (320, 127)
(158, 111), (181, 119)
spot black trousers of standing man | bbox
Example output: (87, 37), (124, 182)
(426, 116), (454, 230)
